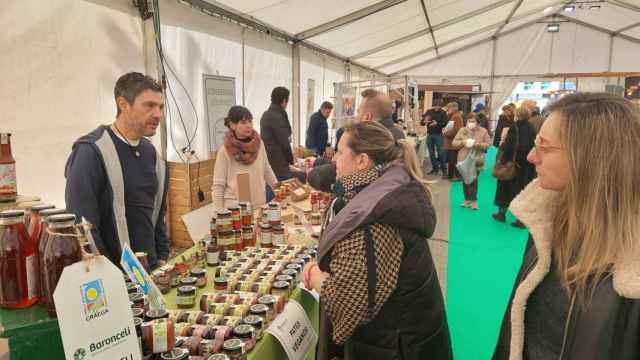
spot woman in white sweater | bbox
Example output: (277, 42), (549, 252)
(212, 106), (278, 210)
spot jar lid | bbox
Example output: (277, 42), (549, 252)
(222, 338), (244, 351)
(208, 354), (231, 360)
(178, 285), (197, 294)
(250, 304), (269, 314)
(238, 202), (248, 207)
(219, 230), (234, 236)
(47, 214), (77, 223)
(0, 210), (25, 219)
(180, 277), (198, 286)
(233, 324), (255, 337)
(146, 309), (169, 319)
(272, 224), (284, 231)
(272, 280), (289, 289)
(242, 225), (254, 230)
(286, 263), (302, 271)
(40, 208), (67, 218)
(276, 274), (294, 283)
(190, 268), (206, 276)
(214, 276), (228, 285)
(31, 204), (55, 212)
(160, 348), (189, 360)
(268, 202), (279, 208)
(131, 307), (144, 318)
(217, 210), (231, 216)
(129, 292), (144, 302)
(260, 223), (272, 229)
(243, 315), (263, 327)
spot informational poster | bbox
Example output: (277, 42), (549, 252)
(266, 300), (317, 360)
(54, 256), (142, 360)
(342, 87), (356, 118)
(203, 75), (236, 152)
(624, 76), (640, 99)
(307, 79), (316, 121)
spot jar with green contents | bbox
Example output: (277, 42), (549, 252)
(222, 338), (246, 360)
(250, 303), (271, 324)
(160, 348), (189, 360)
(271, 281), (290, 300)
(190, 268), (208, 288)
(242, 315), (264, 340)
(176, 286), (197, 309)
(208, 354), (231, 360)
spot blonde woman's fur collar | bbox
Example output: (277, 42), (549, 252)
(505, 179), (640, 360)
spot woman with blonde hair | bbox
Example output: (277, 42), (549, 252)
(303, 121), (451, 359)
(492, 92), (640, 360)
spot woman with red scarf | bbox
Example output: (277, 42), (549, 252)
(212, 106), (278, 210)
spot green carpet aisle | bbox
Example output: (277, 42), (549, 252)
(445, 147), (529, 359)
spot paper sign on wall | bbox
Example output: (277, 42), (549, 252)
(54, 256), (142, 360)
(266, 300), (317, 360)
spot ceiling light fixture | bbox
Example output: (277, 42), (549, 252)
(564, 5), (576, 12)
(547, 23), (560, 32)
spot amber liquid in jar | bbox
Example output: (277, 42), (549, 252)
(43, 214), (82, 317)
(0, 210), (37, 309)
(36, 209), (67, 303)
(0, 133), (17, 203)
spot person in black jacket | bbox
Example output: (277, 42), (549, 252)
(492, 105), (536, 228)
(260, 86), (304, 182)
(493, 104), (515, 147)
(65, 73), (169, 269)
(493, 92), (640, 360)
(304, 121), (451, 360)
(305, 101), (333, 156)
(423, 99), (449, 175)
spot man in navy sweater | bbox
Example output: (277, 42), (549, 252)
(305, 101), (333, 156)
(65, 72), (169, 270)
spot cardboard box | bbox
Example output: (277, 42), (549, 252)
(236, 172), (251, 203)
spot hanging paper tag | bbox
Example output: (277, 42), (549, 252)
(54, 256), (142, 360)
(120, 245), (166, 310)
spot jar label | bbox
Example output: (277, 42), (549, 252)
(25, 254), (37, 300)
(177, 294), (195, 306)
(261, 233), (272, 245)
(0, 164), (17, 197)
(269, 209), (281, 223)
(206, 251), (219, 265)
(272, 234), (284, 245)
(152, 320), (169, 353)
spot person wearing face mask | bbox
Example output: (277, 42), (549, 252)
(452, 113), (491, 209)
(212, 106), (278, 211)
(65, 72), (169, 269)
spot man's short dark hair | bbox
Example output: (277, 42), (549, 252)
(271, 87), (290, 105)
(320, 101), (333, 110)
(114, 72), (162, 116)
(361, 89), (393, 120)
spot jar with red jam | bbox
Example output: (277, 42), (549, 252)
(218, 231), (234, 252)
(267, 203), (281, 226)
(210, 217), (218, 239)
(238, 202), (252, 226)
(142, 318), (176, 354)
(241, 225), (255, 248)
(259, 224), (272, 249)
(36, 209), (67, 302)
(0, 210), (38, 309)
(216, 211), (233, 233)
(27, 204), (54, 243)
(228, 207), (241, 231)
(43, 213), (83, 316)
(271, 225), (285, 246)
(233, 230), (243, 252)
(206, 238), (220, 267)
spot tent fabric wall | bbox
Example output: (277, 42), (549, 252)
(1, 0), (145, 207)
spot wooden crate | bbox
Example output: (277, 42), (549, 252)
(168, 158), (215, 248)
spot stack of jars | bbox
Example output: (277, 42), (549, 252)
(0, 209), (82, 317)
(210, 202), (256, 257)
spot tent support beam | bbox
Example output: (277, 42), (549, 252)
(295, 0), (407, 40)
(292, 44), (301, 147)
(350, 0), (517, 60)
(391, 14), (548, 75)
(607, 35), (614, 72)
(613, 21), (640, 35)
(494, 0), (524, 37)
(179, 0), (385, 76)
(373, 1), (566, 70)
(419, 0), (439, 56)
(556, 14), (640, 45)
(489, 38), (497, 116)
(606, 0), (640, 13)
(411, 71), (640, 80)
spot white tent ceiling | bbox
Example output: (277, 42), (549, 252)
(203, 0), (640, 76)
